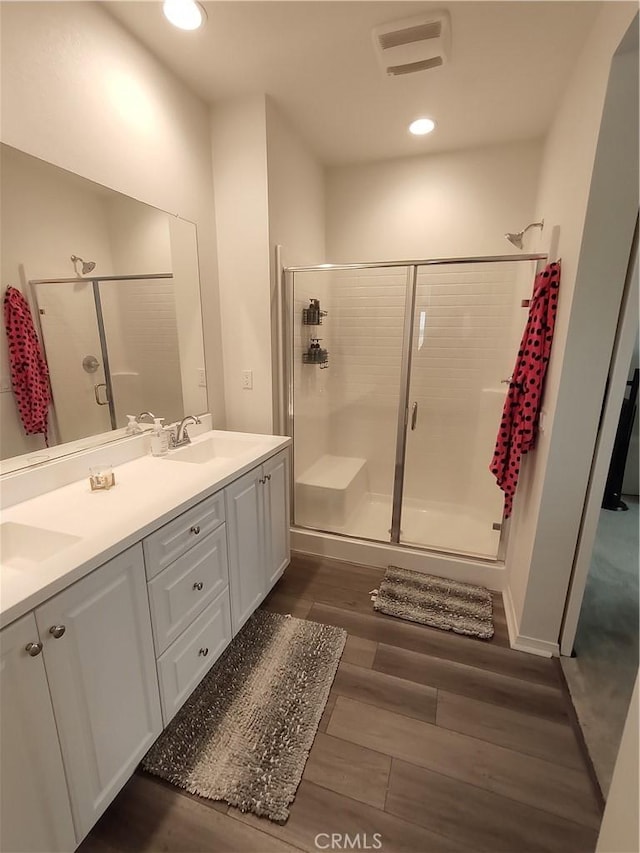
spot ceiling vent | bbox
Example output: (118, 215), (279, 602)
(372, 12), (451, 77)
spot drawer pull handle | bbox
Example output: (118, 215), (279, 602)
(266, 473), (271, 481)
(198, 647), (209, 657)
(49, 625), (66, 639)
(25, 642), (43, 657)
(193, 581), (204, 591)
(190, 525), (201, 535)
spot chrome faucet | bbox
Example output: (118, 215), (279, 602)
(136, 411), (156, 424)
(170, 415), (202, 449)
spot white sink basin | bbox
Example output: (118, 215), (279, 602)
(0, 522), (81, 571)
(163, 435), (263, 465)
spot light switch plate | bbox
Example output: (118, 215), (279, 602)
(197, 368), (206, 387)
(241, 369), (253, 390)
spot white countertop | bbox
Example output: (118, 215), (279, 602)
(0, 430), (291, 628)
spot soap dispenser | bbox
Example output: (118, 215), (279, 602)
(125, 415), (142, 435)
(150, 417), (169, 457)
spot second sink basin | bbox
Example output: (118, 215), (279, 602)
(163, 434), (263, 465)
(0, 522), (81, 571)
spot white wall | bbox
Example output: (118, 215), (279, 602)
(0, 0), (225, 429)
(505, 4), (639, 653)
(596, 674), (639, 853)
(326, 140), (542, 262)
(210, 95), (326, 438)
(210, 95), (272, 435)
(265, 97), (327, 477)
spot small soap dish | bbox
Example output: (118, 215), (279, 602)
(89, 466), (115, 491)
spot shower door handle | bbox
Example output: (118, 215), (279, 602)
(94, 383), (110, 406)
(411, 401), (418, 430)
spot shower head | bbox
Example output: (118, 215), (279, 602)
(504, 220), (544, 250)
(71, 255), (96, 275)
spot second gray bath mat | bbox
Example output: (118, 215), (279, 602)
(371, 566), (494, 639)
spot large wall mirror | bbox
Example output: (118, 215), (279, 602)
(0, 144), (208, 472)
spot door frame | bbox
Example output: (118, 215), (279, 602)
(560, 217), (639, 656)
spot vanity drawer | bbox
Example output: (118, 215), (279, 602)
(143, 491), (225, 580)
(156, 589), (232, 725)
(147, 524), (229, 656)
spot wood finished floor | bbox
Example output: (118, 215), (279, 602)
(79, 554), (602, 853)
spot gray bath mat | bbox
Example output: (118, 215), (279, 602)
(141, 609), (346, 822)
(372, 566), (494, 639)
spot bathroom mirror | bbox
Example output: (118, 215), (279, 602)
(0, 144), (208, 472)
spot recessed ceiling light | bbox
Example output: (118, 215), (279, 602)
(163, 0), (206, 31)
(409, 118), (436, 136)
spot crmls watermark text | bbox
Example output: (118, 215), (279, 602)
(314, 833), (383, 850)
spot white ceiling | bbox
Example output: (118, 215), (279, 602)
(106, 1), (601, 165)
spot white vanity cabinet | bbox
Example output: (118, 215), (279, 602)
(144, 492), (233, 725)
(34, 543), (163, 843)
(226, 448), (290, 633)
(0, 439), (291, 852)
(0, 613), (76, 853)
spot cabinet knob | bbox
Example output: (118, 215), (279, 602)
(25, 642), (43, 657)
(266, 473), (271, 481)
(198, 647), (209, 657)
(190, 525), (201, 535)
(193, 581), (204, 591)
(49, 625), (66, 639)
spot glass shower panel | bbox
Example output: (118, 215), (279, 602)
(292, 266), (408, 542)
(33, 282), (112, 444)
(400, 261), (532, 559)
(99, 279), (184, 428)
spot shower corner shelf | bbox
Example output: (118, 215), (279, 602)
(302, 298), (327, 326)
(302, 308), (327, 325)
(302, 350), (329, 369)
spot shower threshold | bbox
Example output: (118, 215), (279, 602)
(296, 493), (502, 562)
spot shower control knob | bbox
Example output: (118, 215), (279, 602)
(49, 625), (66, 639)
(25, 642), (43, 657)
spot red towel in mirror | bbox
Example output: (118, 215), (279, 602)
(3, 286), (51, 444)
(490, 261), (561, 518)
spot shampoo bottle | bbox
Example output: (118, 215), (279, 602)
(150, 417), (169, 457)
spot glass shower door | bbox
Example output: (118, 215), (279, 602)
(291, 266), (410, 542)
(398, 261), (529, 559)
(33, 282), (112, 443)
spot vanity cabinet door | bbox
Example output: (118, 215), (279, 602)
(35, 543), (163, 843)
(0, 613), (76, 853)
(225, 466), (266, 634)
(263, 449), (291, 589)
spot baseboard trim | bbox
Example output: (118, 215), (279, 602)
(502, 586), (558, 658)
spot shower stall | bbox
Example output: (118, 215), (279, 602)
(29, 273), (184, 445)
(284, 253), (546, 562)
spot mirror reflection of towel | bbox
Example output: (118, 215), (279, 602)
(3, 286), (51, 444)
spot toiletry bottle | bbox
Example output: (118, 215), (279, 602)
(125, 415), (142, 435)
(150, 417), (169, 457)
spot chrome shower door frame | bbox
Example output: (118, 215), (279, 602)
(283, 253), (548, 559)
